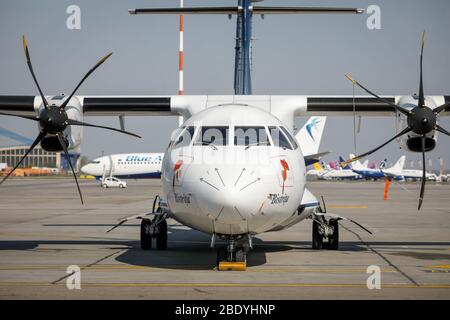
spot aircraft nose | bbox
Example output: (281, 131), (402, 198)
(194, 166), (269, 224)
(81, 164), (93, 175)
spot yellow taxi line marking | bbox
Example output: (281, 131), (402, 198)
(0, 282), (449, 289)
(424, 265), (450, 269)
(328, 205), (368, 209)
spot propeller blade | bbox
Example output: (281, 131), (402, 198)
(418, 135), (427, 210)
(344, 74), (410, 116)
(67, 119), (141, 138)
(60, 52), (113, 110)
(57, 133), (84, 205)
(0, 112), (38, 122)
(343, 126), (412, 165)
(0, 131), (46, 185)
(434, 102), (450, 114)
(418, 31), (426, 108)
(435, 125), (450, 137)
(22, 35), (49, 109)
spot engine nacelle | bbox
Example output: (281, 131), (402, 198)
(40, 135), (69, 152)
(396, 95), (438, 153)
(36, 95), (83, 152)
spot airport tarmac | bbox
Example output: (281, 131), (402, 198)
(0, 178), (449, 299)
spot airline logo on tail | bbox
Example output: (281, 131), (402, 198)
(306, 117), (321, 142)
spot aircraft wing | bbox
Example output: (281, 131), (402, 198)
(0, 95), (449, 118)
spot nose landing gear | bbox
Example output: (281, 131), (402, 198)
(216, 236), (248, 271)
(312, 218), (339, 250)
(312, 196), (339, 250)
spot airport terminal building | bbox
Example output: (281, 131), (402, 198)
(0, 145), (61, 168)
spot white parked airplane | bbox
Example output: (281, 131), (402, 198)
(81, 153), (164, 179)
(315, 160), (362, 180)
(382, 156), (437, 181)
(0, 4), (449, 269)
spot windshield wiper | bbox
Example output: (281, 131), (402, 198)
(201, 141), (218, 150)
(245, 141), (270, 150)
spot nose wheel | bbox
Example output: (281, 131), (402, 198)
(312, 218), (339, 251)
(216, 237), (247, 271)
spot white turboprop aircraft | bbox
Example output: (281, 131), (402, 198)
(0, 3), (449, 269)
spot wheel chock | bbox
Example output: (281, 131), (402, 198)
(218, 261), (247, 271)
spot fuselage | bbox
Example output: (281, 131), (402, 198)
(160, 104), (308, 236)
(81, 153), (163, 179)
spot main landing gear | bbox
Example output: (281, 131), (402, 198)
(140, 195), (168, 250)
(216, 236), (248, 271)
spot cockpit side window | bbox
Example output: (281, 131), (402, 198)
(268, 126), (293, 150)
(90, 160), (101, 164)
(195, 126), (229, 146)
(234, 126), (270, 147)
(280, 126), (298, 150)
(172, 126), (195, 148)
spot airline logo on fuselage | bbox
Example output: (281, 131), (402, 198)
(121, 155), (162, 162)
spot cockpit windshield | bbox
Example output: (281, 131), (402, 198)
(89, 160), (101, 164)
(268, 126), (293, 150)
(234, 126), (270, 147)
(172, 126), (195, 148)
(195, 126), (229, 147)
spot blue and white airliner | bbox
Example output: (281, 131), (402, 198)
(81, 153), (163, 179)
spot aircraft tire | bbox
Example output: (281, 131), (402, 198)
(140, 220), (152, 250)
(156, 219), (167, 250)
(328, 220), (339, 250)
(236, 249), (246, 263)
(312, 221), (323, 250)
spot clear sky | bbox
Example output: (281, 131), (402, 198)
(0, 0), (449, 170)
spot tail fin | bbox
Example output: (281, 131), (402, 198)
(296, 117), (327, 157)
(379, 159), (388, 169)
(389, 156), (406, 171)
(339, 156), (352, 169)
(313, 162), (322, 171)
(362, 159), (369, 168)
(349, 153), (364, 170)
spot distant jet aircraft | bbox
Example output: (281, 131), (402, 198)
(307, 157), (361, 180)
(382, 155), (437, 181)
(348, 154), (404, 181)
(81, 153), (163, 179)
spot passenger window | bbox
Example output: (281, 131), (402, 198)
(195, 126), (229, 146)
(173, 126), (195, 148)
(268, 126), (293, 150)
(280, 126), (298, 150)
(234, 126), (270, 147)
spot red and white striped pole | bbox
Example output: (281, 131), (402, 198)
(178, 0), (184, 96)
